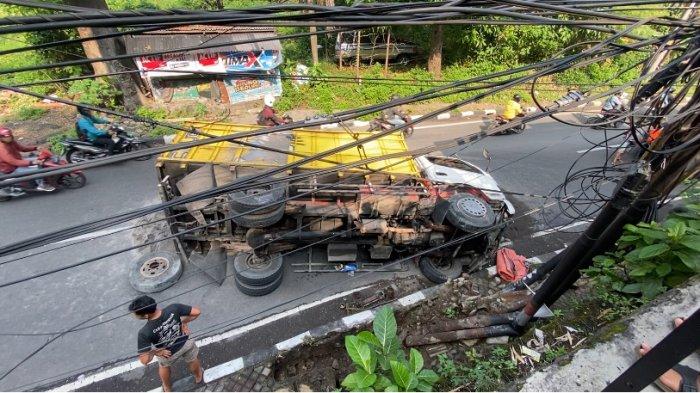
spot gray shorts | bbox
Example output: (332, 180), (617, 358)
(156, 339), (199, 367)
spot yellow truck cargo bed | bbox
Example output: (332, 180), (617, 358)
(157, 121), (419, 176)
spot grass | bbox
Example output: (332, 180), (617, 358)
(12, 106), (47, 121)
(437, 347), (518, 391)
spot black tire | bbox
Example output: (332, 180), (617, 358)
(66, 149), (92, 163)
(403, 126), (414, 137)
(513, 124), (525, 134)
(445, 194), (496, 232)
(229, 175), (287, 214)
(418, 256), (463, 284)
(232, 252), (284, 286)
(231, 202), (286, 229)
(234, 270), (284, 296)
(129, 251), (183, 293)
(57, 172), (87, 189)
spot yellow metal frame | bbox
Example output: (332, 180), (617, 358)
(157, 121), (419, 176)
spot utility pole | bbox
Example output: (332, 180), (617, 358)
(65, 0), (147, 110)
(308, 0), (319, 66)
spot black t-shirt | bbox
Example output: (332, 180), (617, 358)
(137, 304), (192, 354)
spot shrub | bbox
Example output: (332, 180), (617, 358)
(437, 347), (517, 391)
(13, 106), (47, 121)
(67, 79), (120, 108)
(136, 105), (168, 121)
(341, 307), (439, 392)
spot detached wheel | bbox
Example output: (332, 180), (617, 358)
(232, 252), (284, 286)
(234, 270), (284, 296)
(445, 194), (496, 232)
(129, 251), (183, 293)
(419, 256), (463, 284)
(57, 172), (87, 189)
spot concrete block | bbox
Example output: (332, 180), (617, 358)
(437, 112), (451, 120)
(320, 123), (339, 129)
(483, 109), (496, 115)
(592, 100), (602, 107)
(352, 120), (370, 128)
(410, 115), (422, 120)
(461, 111), (475, 117)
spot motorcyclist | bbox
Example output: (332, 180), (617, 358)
(502, 94), (525, 121)
(257, 95), (286, 126)
(382, 94), (410, 127)
(602, 91), (626, 116)
(76, 106), (116, 154)
(0, 127), (54, 192)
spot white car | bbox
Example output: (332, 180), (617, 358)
(415, 155), (516, 215)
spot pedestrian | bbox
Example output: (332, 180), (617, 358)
(129, 295), (204, 392)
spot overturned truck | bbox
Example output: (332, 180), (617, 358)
(148, 122), (512, 296)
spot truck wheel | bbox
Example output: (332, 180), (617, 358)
(234, 271), (284, 296)
(129, 251), (183, 293)
(419, 256), (463, 284)
(229, 175), (287, 214)
(233, 252), (284, 286)
(231, 202), (285, 229)
(445, 194), (496, 232)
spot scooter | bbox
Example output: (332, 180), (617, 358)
(0, 149), (87, 201)
(585, 110), (627, 129)
(368, 115), (414, 137)
(487, 115), (526, 135)
(61, 124), (152, 163)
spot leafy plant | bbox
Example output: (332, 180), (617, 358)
(13, 106), (47, 121)
(443, 307), (458, 319)
(67, 79), (120, 108)
(341, 306), (439, 392)
(584, 187), (700, 299)
(542, 346), (568, 363)
(46, 131), (73, 155)
(136, 105), (168, 121)
(437, 347), (517, 391)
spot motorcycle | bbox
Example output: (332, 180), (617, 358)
(585, 110), (628, 130)
(486, 115), (526, 135)
(61, 124), (152, 163)
(368, 115), (414, 137)
(0, 149), (86, 201)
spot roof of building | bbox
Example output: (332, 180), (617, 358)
(123, 25), (281, 55)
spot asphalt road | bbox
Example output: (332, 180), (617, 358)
(0, 114), (624, 390)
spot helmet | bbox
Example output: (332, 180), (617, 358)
(77, 105), (92, 117)
(0, 127), (12, 138)
(513, 94), (522, 102)
(263, 94), (275, 107)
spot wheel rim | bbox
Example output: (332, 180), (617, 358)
(244, 254), (273, 271)
(59, 174), (85, 189)
(70, 151), (88, 162)
(139, 257), (170, 278)
(430, 257), (455, 272)
(456, 197), (488, 217)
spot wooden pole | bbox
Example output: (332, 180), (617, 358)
(384, 29), (391, 75)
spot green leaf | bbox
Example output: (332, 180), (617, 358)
(640, 279), (665, 298)
(655, 263), (672, 277)
(680, 236), (700, 252)
(620, 283), (642, 294)
(638, 243), (670, 259)
(342, 370), (377, 390)
(417, 369), (439, 384)
(409, 348), (424, 373)
(635, 227), (667, 241)
(374, 376), (393, 391)
(345, 336), (375, 373)
(673, 251), (700, 272)
(358, 331), (382, 348)
(625, 248), (642, 261)
(390, 361), (412, 389)
(384, 385), (399, 392)
(373, 307), (397, 353)
(619, 235), (640, 242)
(416, 382), (433, 392)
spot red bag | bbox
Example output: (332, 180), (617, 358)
(496, 247), (528, 282)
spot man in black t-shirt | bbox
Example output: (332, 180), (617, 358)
(129, 295), (203, 392)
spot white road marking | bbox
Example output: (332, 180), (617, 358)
(397, 291), (426, 307)
(576, 144), (621, 154)
(204, 357), (245, 384)
(276, 331), (312, 351)
(414, 119), (485, 130)
(531, 221), (590, 238)
(51, 286), (369, 391)
(342, 310), (375, 326)
(54, 226), (133, 245)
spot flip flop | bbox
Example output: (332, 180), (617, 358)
(654, 365), (699, 392)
